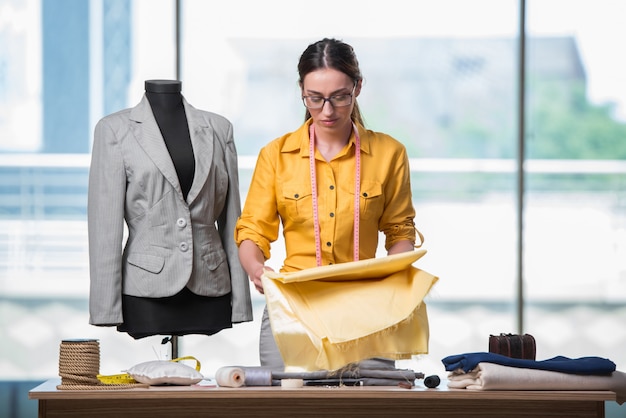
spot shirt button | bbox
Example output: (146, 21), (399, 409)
(177, 218), (187, 228)
(294, 194), (299, 198)
(362, 192), (368, 197)
(330, 212), (334, 217)
(179, 242), (189, 252)
(326, 242), (331, 247)
(329, 185), (335, 190)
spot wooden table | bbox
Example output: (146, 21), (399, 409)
(29, 379), (616, 418)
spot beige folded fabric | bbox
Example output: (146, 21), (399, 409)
(262, 251), (439, 372)
(448, 362), (626, 405)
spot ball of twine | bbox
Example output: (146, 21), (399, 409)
(56, 339), (147, 390)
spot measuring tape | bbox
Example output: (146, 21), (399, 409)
(308, 122), (361, 266)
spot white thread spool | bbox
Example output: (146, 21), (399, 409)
(281, 378), (304, 388)
(215, 366), (245, 387)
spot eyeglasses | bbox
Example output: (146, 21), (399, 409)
(302, 85), (356, 109)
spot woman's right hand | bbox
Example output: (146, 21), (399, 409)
(238, 239), (273, 295)
(251, 265), (274, 295)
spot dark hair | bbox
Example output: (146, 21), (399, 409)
(298, 38), (364, 126)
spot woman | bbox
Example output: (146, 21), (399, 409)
(235, 38), (422, 369)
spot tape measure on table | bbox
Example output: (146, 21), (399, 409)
(97, 373), (137, 384)
(172, 356), (202, 371)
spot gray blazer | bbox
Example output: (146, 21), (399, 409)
(88, 96), (252, 326)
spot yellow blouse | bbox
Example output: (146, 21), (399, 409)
(235, 119), (417, 271)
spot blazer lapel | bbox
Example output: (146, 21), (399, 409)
(184, 99), (214, 205)
(130, 96), (183, 198)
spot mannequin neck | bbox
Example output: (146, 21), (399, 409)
(145, 79), (183, 110)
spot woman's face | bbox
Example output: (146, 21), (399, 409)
(301, 68), (360, 135)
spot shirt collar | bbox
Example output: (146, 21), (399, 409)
(281, 119), (371, 157)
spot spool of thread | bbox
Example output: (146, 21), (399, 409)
(281, 378), (304, 388)
(214, 366), (273, 387)
(242, 367), (273, 386)
(215, 366), (245, 387)
(424, 375), (441, 388)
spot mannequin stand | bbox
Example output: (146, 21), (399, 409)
(171, 335), (179, 359)
(162, 335), (179, 359)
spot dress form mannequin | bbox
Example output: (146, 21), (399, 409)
(116, 79), (233, 345)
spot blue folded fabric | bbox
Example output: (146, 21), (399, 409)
(442, 352), (616, 375)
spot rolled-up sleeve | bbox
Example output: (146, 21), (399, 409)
(379, 145), (417, 250)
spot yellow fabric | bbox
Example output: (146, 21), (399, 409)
(265, 249), (427, 283)
(262, 251), (439, 371)
(234, 119), (417, 271)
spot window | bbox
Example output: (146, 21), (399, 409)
(1, 2), (625, 417)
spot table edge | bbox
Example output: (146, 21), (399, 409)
(29, 379), (617, 402)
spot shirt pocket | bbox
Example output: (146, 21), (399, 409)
(280, 182), (313, 223)
(357, 181), (384, 221)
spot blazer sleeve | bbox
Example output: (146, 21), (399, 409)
(87, 117), (127, 326)
(217, 122), (253, 323)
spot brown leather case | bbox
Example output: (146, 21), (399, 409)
(489, 333), (536, 360)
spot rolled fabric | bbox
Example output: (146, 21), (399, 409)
(216, 365), (421, 387)
(215, 366), (245, 387)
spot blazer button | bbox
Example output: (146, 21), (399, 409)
(179, 242), (189, 252)
(177, 218), (187, 228)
